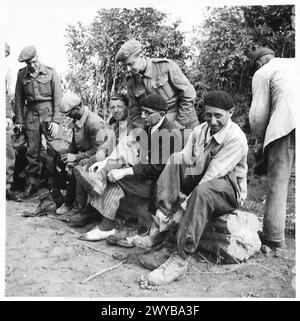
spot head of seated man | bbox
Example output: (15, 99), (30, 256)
(203, 90), (235, 135)
(110, 93), (128, 122)
(140, 94), (167, 128)
(60, 92), (84, 120)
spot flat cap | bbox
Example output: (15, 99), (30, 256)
(204, 90), (234, 111)
(18, 45), (37, 62)
(115, 39), (142, 63)
(60, 92), (82, 114)
(140, 94), (167, 112)
(110, 92), (129, 106)
(249, 47), (275, 75)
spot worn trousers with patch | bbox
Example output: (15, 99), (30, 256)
(156, 152), (238, 259)
(25, 109), (55, 186)
(263, 130), (295, 243)
(89, 176), (155, 226)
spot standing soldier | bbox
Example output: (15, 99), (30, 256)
(14, 45), (62, 200)
(115, 39), (199, 132)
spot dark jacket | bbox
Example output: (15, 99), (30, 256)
(71, 106), (108, 162)
(132, 117), (184, 179)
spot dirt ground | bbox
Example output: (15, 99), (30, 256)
(5, 174), (295, 298)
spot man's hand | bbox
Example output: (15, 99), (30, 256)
(89, 160), (106, 173)
(6, 117), (13, 130)
(61, 153), (77, 164)
(49, 122), (59, 138)
(253, 142), (263, 163)
(253, 141), (267, 176)
(86, 155), (97, 171)
(107, 167), (133, 182)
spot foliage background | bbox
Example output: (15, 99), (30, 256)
(65, 5), (295, 133)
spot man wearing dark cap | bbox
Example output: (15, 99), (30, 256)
(135, 90), (248, 285)
(73, 94), (183, 243)
(249, 47), (296, 251)
(14, 45), (62, 199)
(115, 39), (199, 131)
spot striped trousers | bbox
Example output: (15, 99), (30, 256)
(89, 176), (155, 221)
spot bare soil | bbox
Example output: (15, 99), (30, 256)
(5, 174), (295, 298)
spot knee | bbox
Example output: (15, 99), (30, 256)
(169, 152), (183, 164)
(192, 182), (214, 200)
(79, 158), (89, 166)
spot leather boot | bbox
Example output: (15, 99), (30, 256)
(68, 204), (100, 227)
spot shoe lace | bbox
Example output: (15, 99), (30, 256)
(160, 252), (178, 272)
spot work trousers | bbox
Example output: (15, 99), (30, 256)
(263, 130), (295, 243)
(156, 152), (238, 258)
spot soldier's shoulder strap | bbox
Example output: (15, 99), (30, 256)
(151, 58), (170, 64)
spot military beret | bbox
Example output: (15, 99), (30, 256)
(140, 94), (167, 112)
(18, 45), (37, 62)
(249, 47), (275, 75)
(115, 39), (142, 63)
(204, 90), (234, 111)
(60, 92), (82, 114)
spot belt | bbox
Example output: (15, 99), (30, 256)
(26, 101), (52, 111)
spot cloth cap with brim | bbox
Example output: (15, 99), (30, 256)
(140, 94), (167, 112)
(204, 90), (234, 111)
(60, 92), (82, 114)
(110, 93), (129, 106)
(18, 45), (37, 62)
(115, 39), (142, 63)
(249, 47), (275, 75)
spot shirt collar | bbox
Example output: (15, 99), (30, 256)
(74, 106), (89, 128)
(208, 119), (233, 145)
(25, 63), (47, 77)
(143, 59), (155, 79)
(150, 116), (165, 134)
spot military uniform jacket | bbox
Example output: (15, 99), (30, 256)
(127, 58), (199, 129)
(71, 106), (108, 162)
(14, 63), (62, 124)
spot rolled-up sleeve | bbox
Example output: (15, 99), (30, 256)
(168, 60), (197, 127)
(249, 74), (270, 143)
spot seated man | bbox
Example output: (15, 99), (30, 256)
(60, 93), (130, 216)
(85, 93), (130, 169)
(55, 92), (110, 214)
(69, 94), (183, 243)
(137, 90), (248, 285)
